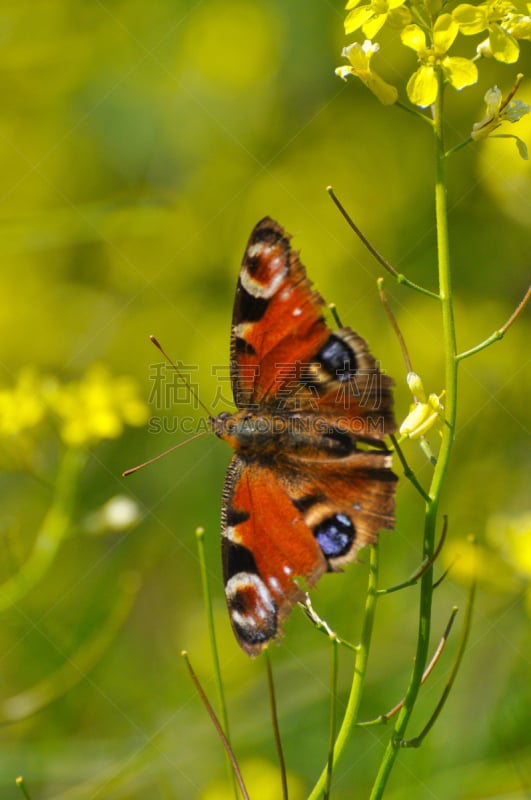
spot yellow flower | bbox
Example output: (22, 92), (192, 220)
(505, 7), (531, 40)
(0, 368), (45, 437)
(471, 81), (530, 157)
(487, 511), (531, 579)
(399, 372), (445, 439)
(401, 15), (478, 107)
(200, 757), (305, 800)
(44, 364), (148, 447)
(443, 512), (531, 615)
(335, 40), (398, 105)
(344, 0), (411, 39)
(453, 0), (528, 62)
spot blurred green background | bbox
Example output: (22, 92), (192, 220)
(0, 1), (530, 798)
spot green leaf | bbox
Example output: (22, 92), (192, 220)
(493, 134), (530, 159)
(515, 136), (528, 160)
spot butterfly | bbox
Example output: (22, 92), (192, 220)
(209, 218), (397, 656)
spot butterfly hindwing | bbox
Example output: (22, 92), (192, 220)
(221, 446), (396, 655)
(221, 456), (327, 657)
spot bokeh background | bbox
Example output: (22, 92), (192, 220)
(0, 1), (530, 798)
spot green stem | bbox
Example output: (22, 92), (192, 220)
(308, 544), (380, 800)
(195, 528), (237, 799)
(0, 448), (86, 612)
(390, 435), (430, 503)
(15, 777), (33, 800)
(403, 572), (476, 747)
(369, 72), (458, 799)
(325, 637), (339, 799)
(456, 285), (531, 361)
(327, 186), (439, 301)
(444, 137), (473, 158)
(265, 653), (288, 800)
(182, 652), (249, 800)
(1, 572), (141, 722)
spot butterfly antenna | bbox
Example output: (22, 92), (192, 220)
(149, 334), (213, 418)
(122, 431), (207, 476)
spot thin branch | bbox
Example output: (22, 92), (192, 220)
(357, 605), (459, 727)
(377, 278), (413, 373)
(395, 99), (434, 124)
(456, 286), (530, 361)
(195, 527), (237, 798)
(181, 651), (250, 800)
(327, 186), (439, 300)
(390, 434), (431, 503)
(0, 449), (86, 613)
(299, 594), (358, 652)
(329, 302), (343, 328)
(444, 136), (473, 159)
(0, 573), (140, 723)
(308, 544), (380, 799)
(325, 638), (340, 799)
(400, 559), (476, 747)
(16, 778), (33, 800)
(265, 652), (289, 800)
(432, 557), (455, 589)
(377, 515), (447, 595)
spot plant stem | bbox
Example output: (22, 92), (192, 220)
(265, 653), (289, 800)
(0, 448), (86, 612)
(369, 73), (458, 799)
(182, 652), (249, 800)
(456, 285), (531, 361)
(308, 544), (380, 799)
(324, 637), (339, 799)
(195, 528), (238, 799)
(327, 186), (439, 300)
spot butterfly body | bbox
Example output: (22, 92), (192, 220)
(211, 218), (397, 656)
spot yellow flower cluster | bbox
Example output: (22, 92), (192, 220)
(336, 0), (530, 110)
(0, 365), (148, 448)
(401, 15), (478, 107)
(454, 0), (531, 63)
(0, 368), (45, 437)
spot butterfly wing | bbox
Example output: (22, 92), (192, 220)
(221, 456), (327, 657)
(230, 217), (394, 441)
(276, 447), (396, 571)
(221, 446), (396, 656)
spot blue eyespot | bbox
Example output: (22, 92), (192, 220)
(313, 513), (356, 558)
(317, 335), (357, 382)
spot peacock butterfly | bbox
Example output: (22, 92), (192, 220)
(209, 218), (397, 656)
